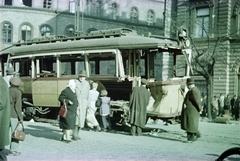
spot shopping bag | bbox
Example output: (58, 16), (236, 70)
(12, 122), (25, 141)
(58, 99), (67, 118)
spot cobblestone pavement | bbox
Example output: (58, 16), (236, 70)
(6, 118), (240, 161)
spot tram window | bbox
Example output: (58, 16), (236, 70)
(76, 61), (85, 74)
(16, 59), (31, 77)
(58, 62), (71, 75)
(175, 55), (186, 77)
(99, 60), (115, 75)
(140, 59), (145, 77)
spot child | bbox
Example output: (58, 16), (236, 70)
(99, 89), (111, 132)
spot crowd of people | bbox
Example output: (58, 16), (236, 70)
(200, 92), (240, 121)
(1, 66), (239, 160)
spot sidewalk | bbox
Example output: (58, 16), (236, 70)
(6, 118), (240, 161)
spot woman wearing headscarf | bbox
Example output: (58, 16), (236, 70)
(58, 79), (78, 142)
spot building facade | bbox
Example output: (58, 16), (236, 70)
(0, 0), (173, 50)
(1, 0), (239, 98)
(176, 0), (240, 98)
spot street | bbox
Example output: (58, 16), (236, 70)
(6, 119), (240, 161)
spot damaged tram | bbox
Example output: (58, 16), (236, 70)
(0, 28), (192, 125)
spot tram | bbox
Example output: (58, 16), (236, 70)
(0, 28), (191, 125)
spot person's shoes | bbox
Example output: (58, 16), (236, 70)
(72, 136), (80, 141)
(196, 131), (201, 139)
(62, 139), (71, 143)
(187, 134), (197, 142)
(95, 126), (101, 132)
(8, 151), (21, 156)
(102, 128), (107, 132)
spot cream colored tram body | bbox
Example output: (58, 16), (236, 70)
(0, 28), (191, 124)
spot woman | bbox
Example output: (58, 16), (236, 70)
(86, 82), (101, 131)
(58, 79), (78, 142)
(9, 77), (23, 156)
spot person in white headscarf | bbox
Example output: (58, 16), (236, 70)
(58, 79), (78, 142)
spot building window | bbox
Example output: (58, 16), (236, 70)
(43, 0), (52, 9)
(21, 24), (32, 42)
(40, 25), (52, 36)
(23, 0), (32, 7)
(2, 22), (12, 43)
(69, 0), (76, 13)
(94, 0), (102, 16)
(130, 7), (138, 23)
(196, 8), (209, 38)
(5, 0), (12, 5)
(110, 2), (118, 20)
(86, 0), (92, 14)
(147, 10), (155, 25)
(65, 25), (75, 37)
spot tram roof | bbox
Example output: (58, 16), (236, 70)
(0, 31), (181, 57)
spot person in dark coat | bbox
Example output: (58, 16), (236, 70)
(0, 75), (11, 161)
(9, 77), (23, 156)
(58, 79), (78, 142)
(129, 79), (151, 136)
(181, 78), (202, 142)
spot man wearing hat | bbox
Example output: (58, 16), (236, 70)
(129, 78), (151, 136)
(9, 77), (23, 156)
(73, 70), (90, 140)
(181, 78), (202, 142)
(3, 67), (16, 87)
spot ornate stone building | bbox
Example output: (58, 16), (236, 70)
(1, 0), (239, 98)
(0, 0), (173, 50)
(176, 0), (240, 98)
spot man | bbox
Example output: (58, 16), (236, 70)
(224, 94), (231, 115)
(73, 70), (90, 140)
(0, 72), (11, 161)
(181, 78), (202, 142)
(129, 78), (151, 136)
(3, 68), (16, 87)
(218, 94), (225, 116)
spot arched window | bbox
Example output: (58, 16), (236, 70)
(147, 10), (155, 25)
(40, 24), (53, 36)
(1, 22), (12, 43)
(21, 24), (32, 42)
(65, 25), (75, 37)
(130, 7), (138, 23)
(95, 0), (102, 16)
(110, 2), (118, 20)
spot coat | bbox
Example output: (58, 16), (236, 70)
(58, 87), (78, 130)
(9, 86), (23, 120)
(75, 79), (90, 128)
(0, 77), (11, 148)
(181, 86), (201, 133)
(129, 86), (151, 128)
(99, 96), (111, 115)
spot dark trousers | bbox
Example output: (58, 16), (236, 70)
(0, 148), (7, 161)
(130, 125), (142, 136)
(101, 115), (111, 129)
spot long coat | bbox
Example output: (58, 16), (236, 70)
(58, 87), (78, 130)
(0, 77), (11, 148)
(181, 86), (201, 133)
(129, 86), (151, 128)
(9, 86), (23, 120)
(75, 79), (90, 128)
